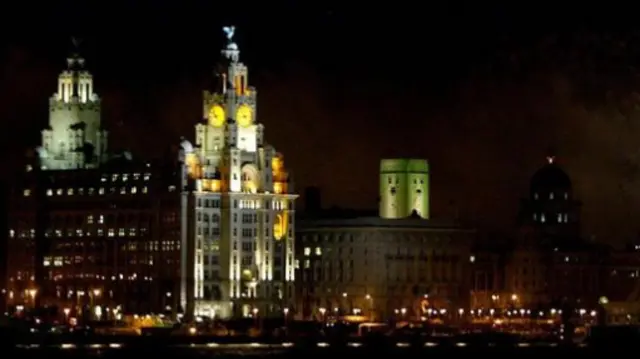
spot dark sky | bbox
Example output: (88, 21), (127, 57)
(2, 3), (640, 244)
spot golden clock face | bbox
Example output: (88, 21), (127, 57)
(208, 105), (225, 127)
(236, 104), (253, 127)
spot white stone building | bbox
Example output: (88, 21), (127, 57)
(179, 27), (297, 319)
(39, 47), (108, 170)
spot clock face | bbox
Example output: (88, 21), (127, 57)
(273, 213), (286, 240)
(208, 105), (225, 127)
(236, 104), (253, 127)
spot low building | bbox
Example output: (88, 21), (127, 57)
(295, 159), (474, 321)
(296, 212), (474, 320)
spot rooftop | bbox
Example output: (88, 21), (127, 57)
(298, 208), (470, 231)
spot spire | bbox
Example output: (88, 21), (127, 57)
(221, 26), (240, 63)
(546, 146), (557, 165)
(67, 37), (85, 70)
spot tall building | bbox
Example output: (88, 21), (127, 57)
(6, 44), (181, 315)
(503, 156), (601, 308)
(179, 27), (298, 319)
(297, 159), (473, 321)
(379, 159), (430, 219)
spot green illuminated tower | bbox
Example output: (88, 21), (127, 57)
(380, 159), (409, 218)
(407, 159), (430, 218)
(379, 159), (430, 219)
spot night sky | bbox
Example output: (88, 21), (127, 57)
(2, 3), (640, 244)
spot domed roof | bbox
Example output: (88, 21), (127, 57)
(530, 157), (571, 192)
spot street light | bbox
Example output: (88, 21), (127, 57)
(90, 289), (101, 312)
(365, 294), (374, 320)
(63, 307), (70, 323)
(27, 289), (37, 308)
(283, 307), (290, 326)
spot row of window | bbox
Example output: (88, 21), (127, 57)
(533, 192), (569, 200)
(196, 226), (293, 240)
(11, 227), (151, 238)
(11, 213), (176, 228)
(101, 173), (152, 182)
(12, 271), (156, 282)
(301, 234), (455, 244)
(197, 212), (291, 226)
(533, 213), (570, 223)
(196, 198), (291, 210)
(23, 186), (159, 197)
(301, 265), (460, 283)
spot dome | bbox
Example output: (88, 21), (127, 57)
(530, 158), (571, 192)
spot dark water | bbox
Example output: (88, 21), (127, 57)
(2, 344), (613, 358)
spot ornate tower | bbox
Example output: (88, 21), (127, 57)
(180, 27), (298, 319)
(379, 159), (430, 219)
(39, 39), (107, 170)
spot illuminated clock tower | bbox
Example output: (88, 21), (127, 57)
(38, 40), (108, 170)
(180, 27), (298, 319)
